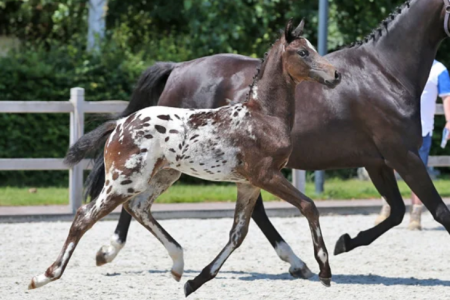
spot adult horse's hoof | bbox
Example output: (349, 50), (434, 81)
(184, 280), (197, 297)
(289, 264), (314, 279)
(334, 233), (351, 255)
(319, 277), (331, 287)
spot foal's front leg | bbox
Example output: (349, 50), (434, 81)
(252, 195), (313, 279)
(184, 183), (261, 297)
(254, 172), (331, 286)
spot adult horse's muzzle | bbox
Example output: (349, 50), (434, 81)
(309, 69), (341, 88)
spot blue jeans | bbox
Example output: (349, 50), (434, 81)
(419, 133), (432, 166)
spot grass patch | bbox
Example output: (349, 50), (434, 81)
(2, 178), (450, 206)
(0, 187), (69, 206)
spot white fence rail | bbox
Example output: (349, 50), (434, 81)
(0, 88), (127, 213)
(0, 88), (449, 213)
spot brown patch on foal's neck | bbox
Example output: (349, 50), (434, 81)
(247, 40), (297, 129)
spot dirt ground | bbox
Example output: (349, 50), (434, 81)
(1, 214), (449, 300)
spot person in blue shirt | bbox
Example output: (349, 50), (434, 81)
(376, 60), (450, 230)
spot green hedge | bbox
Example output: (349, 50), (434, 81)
(0, 42), (147, 186)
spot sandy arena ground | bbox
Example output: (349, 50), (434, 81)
(1, 213), (450, 300)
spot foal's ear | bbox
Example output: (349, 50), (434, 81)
(292, 19), (305, 38)
(284, 18), (295, 43)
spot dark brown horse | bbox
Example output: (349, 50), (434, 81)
(91, 0), (450, 277)
(29, 20), (340, 295)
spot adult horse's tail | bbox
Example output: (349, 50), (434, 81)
(64, 121), (117, 167)
(84, 62), (177, 201)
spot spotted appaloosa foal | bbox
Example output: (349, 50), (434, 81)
(29, 19), (340, 296)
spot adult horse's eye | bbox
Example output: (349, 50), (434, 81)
(298, 50), (309, 57)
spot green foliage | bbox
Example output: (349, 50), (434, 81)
(106, 0), (319, 58)
(0, 0), (87, 46)
(0, 41), (147, 186)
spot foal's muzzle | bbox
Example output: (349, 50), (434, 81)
(310, 69), (341, 88)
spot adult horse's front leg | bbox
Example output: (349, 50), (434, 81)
(95, 206), (131, 266)
(393, 151), (450, 231)
(254, 172), (331, 286)
(251, 195), (313, 278)
(334, 164), (405, 254)
(184, 183), (261, 297)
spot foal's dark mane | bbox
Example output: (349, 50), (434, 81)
(347, 0), (411, 48)
(246, 34), (300, 102)
(245, 44), (271, 102)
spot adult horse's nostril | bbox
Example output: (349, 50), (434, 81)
(335, 71), (341, 80)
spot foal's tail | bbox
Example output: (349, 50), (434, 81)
(84, 62), (177, 201)
(63, 121), (117, 167)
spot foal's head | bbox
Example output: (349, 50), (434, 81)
(282, 19), (340, 87)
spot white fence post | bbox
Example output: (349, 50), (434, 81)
(292, 169), (306, 193)
(69, 88), (85, 214)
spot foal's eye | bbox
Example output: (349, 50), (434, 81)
(298, 50), (309, 57)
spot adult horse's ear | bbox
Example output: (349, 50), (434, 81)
(284, 18), (295, 43)
(293, 19), (305, 38)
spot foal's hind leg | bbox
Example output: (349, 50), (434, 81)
(29, 186), (131, 289)
(184, 183), (260, 297)
(334, 164), (405, 255)
(252, 195), (313, 279)
(123, 169), (184, 281)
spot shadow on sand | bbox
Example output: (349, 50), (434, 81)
(105, 269), (450, 287)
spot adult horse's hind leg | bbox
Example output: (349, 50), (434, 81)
(334, 164), (405, 255)
(251, 195), (313, 279)
(95, 206), (132, 266)
(123, 169), (184, 281)
(29, 187), (131, 289)
(184, 183), (261, 297)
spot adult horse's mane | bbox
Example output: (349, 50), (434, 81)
(347, 0), (411, 48)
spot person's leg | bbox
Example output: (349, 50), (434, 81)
(375, 134), (432, 227)
(408, 134), (431, 230)
(374, 197), (391, 225)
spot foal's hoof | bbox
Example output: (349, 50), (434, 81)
(289, 264), (314, 279)
(95, 243), (123, 266)
(334, 233), (351, 256)
(28, 278), (37, 290)
(171, 270), (182, 282)
(95, 248), (108, 266)
(184, 280), (197, 297)
(319, 277), (331, 287)
(28, 274), (51, 290)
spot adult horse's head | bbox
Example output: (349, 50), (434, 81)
(282, 19), (341, 87)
